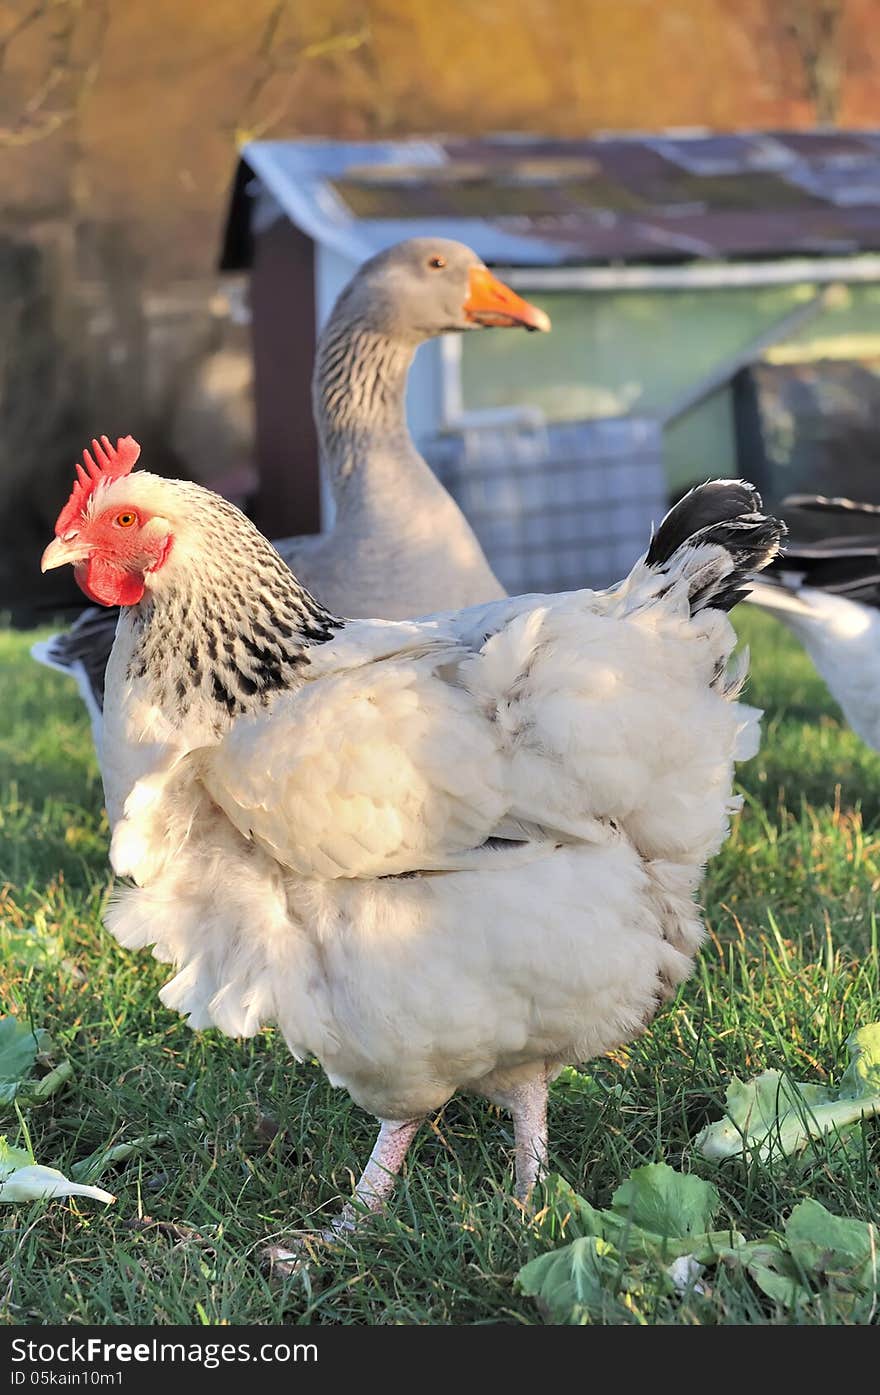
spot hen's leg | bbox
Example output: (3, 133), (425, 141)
(334, 1116), (423, 1232)
(509, 1072), (549, 1204)
(265, 1116), (423, 1270)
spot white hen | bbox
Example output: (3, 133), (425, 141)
(41, 438), (784, 1226)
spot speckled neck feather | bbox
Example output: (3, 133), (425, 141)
(124, 488), (342, 729)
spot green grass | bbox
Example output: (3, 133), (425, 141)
(1, 610), (878, 1325)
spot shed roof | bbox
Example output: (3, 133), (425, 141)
(221, 131), (880, 273)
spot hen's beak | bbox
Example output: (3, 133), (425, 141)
(41, 537), (87, 572)
(463, 266), (551, 332)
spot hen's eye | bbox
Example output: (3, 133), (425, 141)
(116, 511), (137, 528)
(427, 255), (446, 269)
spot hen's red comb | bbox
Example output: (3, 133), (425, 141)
(55, 435), (141, 536)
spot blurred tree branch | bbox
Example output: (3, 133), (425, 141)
(0, 3), (46, 61)
(784, 0), (844, 125)
(736, 0), (854, 127)
(232, 2), (371, 145)
(0, 0), (108, 147)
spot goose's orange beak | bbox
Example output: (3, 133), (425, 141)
(463, 266), (551, 332)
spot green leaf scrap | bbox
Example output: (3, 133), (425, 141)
(611, 1162), (720, 1241)
(517, 1235), (630, 1324)
(0, 1137), (114, 1206)
(70, 1133), (169, 1184)
(695, 1023), (880, 1165)
(519, 1164), (747, 1322)
(0, 1016), (73, 1110)
(519, 1166), (880, 1322)
(537, 1165), (742, 1263)
(786, 1199), (879, 1297)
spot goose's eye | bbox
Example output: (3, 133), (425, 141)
(116, 511), (137, 528)
(427, 255), (446, 270)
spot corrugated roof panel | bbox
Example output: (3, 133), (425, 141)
(221, 131), (880, 272)
(443, 136), (609, 164)
(628, 207), (879, 258)
(330, 167), (647, 219)
(495, 215), (697, 262)
(784, 157), (880, 207)
(771, 130), (879, 160)
(644, 133), (793, 175)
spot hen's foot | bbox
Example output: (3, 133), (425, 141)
(262, 1222), (352, 1277)
(262, 1116), (423, 1274)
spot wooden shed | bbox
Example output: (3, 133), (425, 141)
(221, 130), (880, 591)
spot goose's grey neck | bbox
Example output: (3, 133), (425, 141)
(313, 315), (422, 500)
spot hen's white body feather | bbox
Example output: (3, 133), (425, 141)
(105, 524), (759, 1121)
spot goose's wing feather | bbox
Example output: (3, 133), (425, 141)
(783, 493), (880, 520)
(30, 607), (119, 748)
(769, 539), (880, 607)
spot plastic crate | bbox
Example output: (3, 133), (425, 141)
(427, 415), (668, 595)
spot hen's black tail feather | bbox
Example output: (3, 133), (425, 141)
(647, 478), (786, 614)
